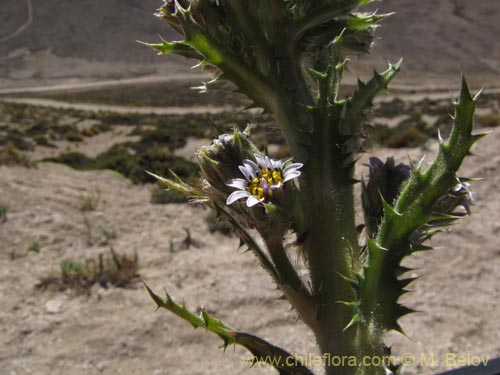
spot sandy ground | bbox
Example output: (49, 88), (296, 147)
(1, 119), (499, 375)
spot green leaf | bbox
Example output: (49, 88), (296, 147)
(344, 61), (401, 135)
(145, 170), (202, 199)
(144, 283), (315, 375)
(346, 12), (390, 31)
(141, 40), (203, 60)
(359, 76), (483, 334)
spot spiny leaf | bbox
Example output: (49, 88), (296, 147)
(143, 282), (204, 328)
(146, 170), (201, 198)
(346, 12), (390, 31)
(381, 195), (402, 221)
(344, 60), (401, 134)
(344, 312), (365, 332)
(360, 76), (484, 335)
(141, 40), (203, 60)
(144, 282), (314, 375)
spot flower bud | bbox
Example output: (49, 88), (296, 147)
(433, 181), (475, 215)
(196, 129), (259, 195)
(361, 157), (410, 235)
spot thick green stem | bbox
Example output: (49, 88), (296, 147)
(264, 230), (307, 296)
(301, 164), (385, 374)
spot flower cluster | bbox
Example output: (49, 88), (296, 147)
(226, 155), (303, 207)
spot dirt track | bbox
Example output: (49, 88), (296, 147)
(0, 96), (236, 115)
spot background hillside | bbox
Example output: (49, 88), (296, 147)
(1, 0), (499, 89)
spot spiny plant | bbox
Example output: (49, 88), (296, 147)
(143, 1), (485, 374)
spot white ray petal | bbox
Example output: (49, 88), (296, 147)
(246, 196), (263, 207)
(226, 190), (251, 205)
(283, 170), (301, 182)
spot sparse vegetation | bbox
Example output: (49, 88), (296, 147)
(371, 113), (436, 148)
(27, 241), (40, 253)
(476, 112), (500, 128)
(0, 203), (8, 223)
(78, 189), (101, 212)
(0, 142), (34, 167)
(205, 211), (233, 236)
(45, 145), (200, 184)
(98, 226), (117, 246)
(36, 249), (139, 294)
(35, 80), (248, 108)
(64, 130), (85, 142)
(80, 213), (117, 247)
(83, 216), (94, 247)
(376, 98), (406, 118)
(375, 125), (427, 148)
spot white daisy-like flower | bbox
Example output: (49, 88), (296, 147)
(226, 155), (303, 207)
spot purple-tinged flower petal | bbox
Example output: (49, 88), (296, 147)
(242, 159), (260, 177)
(227, 190), (251, 205)
(264, 156), (273, 169)
(255, 154), (266, 169)
(226, 178), (248, 190)
(283, 171), (301, 182)
(283, 162), (303, 174)
(238, 165), (254, 181)
(277, 157), (293, 169)
(260, 177), (270, 195)
(255, 154), (274, 170)
(282, 163), (303, 182)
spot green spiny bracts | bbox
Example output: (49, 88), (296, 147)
(197, 129), (259, 194)
(361, 157), (411, 237)
(358, 77), (485, 336)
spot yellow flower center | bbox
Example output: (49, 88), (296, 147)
(246, 169), (283, 200)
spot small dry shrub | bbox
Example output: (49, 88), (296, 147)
(79, 189), (101, 212)
(384, 126), (426, 148)
(476, 112), (500, 128)
(37, 249), (139, 294)
(27, 241), (40, 253)
(205, 211), (233, 236)
(64, 130), (85, 142)
(0, 202), (7, 223)
(0, 142), (33, 167)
